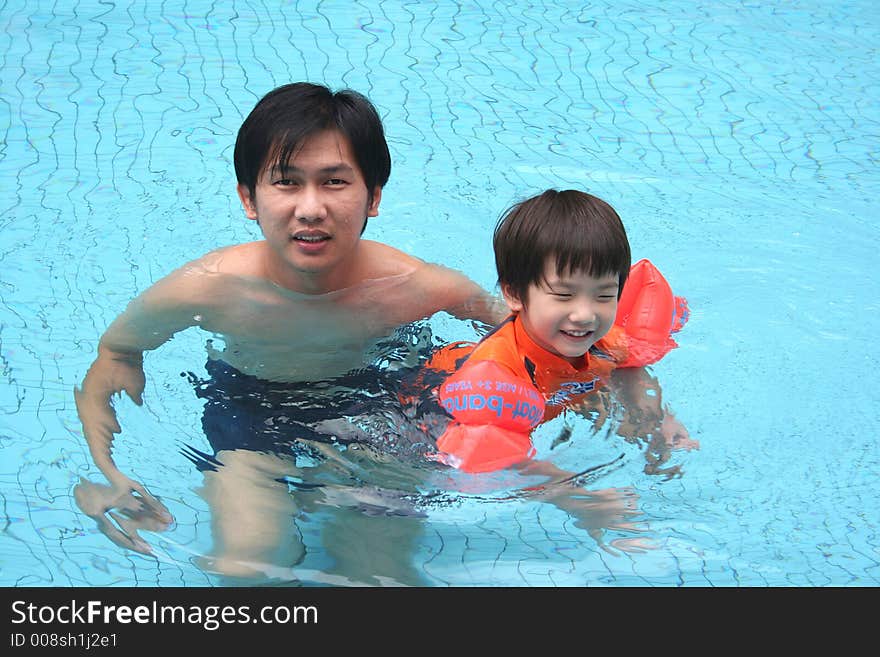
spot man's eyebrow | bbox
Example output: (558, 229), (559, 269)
(268, 163), (355, 175)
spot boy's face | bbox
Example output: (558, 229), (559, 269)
(502, 258), (619, 365)
(236, 129), (381, 290)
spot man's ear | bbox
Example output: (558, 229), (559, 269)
(501, 283), (524, 313)
(367, 186), (382, 217)
(237, 184), (258, 220)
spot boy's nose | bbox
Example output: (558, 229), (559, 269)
(568, 301), (596, 324)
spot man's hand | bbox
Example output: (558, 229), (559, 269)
(74, 475), (173, 555)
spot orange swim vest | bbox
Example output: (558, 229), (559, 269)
(428, 259), (688, 473)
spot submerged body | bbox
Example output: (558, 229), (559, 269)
(106, 240), (495, 382)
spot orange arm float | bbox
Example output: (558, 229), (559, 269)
(433, 360), (544, 473)
(615, 259), (689, 367)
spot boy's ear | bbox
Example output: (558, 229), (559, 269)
(236, 184), (258, 220)
(501, 283), (524, 313)
(367, 186), (382, 217)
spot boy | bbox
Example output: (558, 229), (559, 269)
(426, 189), (692, 474)
(73, 83), (505, 575)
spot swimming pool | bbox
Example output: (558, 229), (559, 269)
(1, 0), (878, 586)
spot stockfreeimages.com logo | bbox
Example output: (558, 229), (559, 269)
(10, 599), (317, 632)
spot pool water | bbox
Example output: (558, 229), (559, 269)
(1, 0), (878, 586)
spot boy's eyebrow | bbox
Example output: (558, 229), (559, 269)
(545, 278), (619, 290)
(544, 278), (620, 288)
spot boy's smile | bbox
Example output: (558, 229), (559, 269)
(503, 258), (619, 366)
(237, 129), (381, 293)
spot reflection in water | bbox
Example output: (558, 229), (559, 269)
(74, 322), (694, 585)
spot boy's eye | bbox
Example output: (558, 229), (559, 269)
(326, 178), (347, 186)
(274, 178), (297, 186)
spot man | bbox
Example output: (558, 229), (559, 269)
(74, 82), (505, 582)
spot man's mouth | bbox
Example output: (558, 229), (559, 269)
(292, 233), (331, 243)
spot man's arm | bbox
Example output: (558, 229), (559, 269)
(75, 344), (146, 484)
(418, 263), (509, 327)
(75, 263), (211, 485)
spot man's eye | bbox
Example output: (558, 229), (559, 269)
(275, 178), (296, 186)
(326, 178), (347, 186)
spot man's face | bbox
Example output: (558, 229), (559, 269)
(237, 129), (381, 292)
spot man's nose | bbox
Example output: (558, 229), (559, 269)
(296, 186), (327, 221)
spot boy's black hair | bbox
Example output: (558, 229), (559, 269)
(233, 82), (391, 232)
(493, 189), (631, 302)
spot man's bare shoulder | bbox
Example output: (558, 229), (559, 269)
(132, 243), (262, 310)
(365, 244), (506, 325)
(357, 242), (485, 297)
(409, 258), (484, 295)
(357, 241), (461, 282)
(358, 240), (425, 277)
(195, 242), (266, 278)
